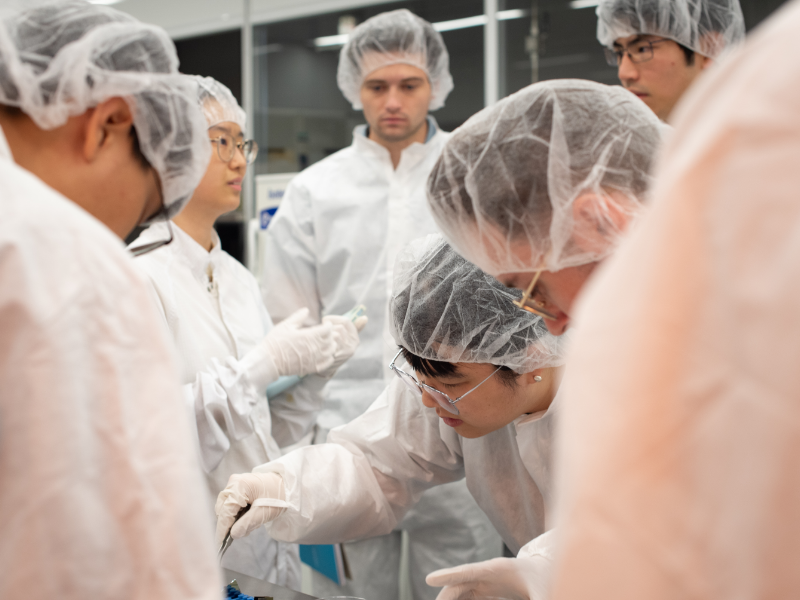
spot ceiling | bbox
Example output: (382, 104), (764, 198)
(101, 0), (398, 39)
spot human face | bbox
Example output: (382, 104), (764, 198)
(411, 362), (554, 439)
(500, 264), (598, 336)
(614, 34), (709, 120)
(359, 61), (432, 144)
(188, 122), (247, 217)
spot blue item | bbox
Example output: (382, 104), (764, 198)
(225, 583), (254, 599)
(266, 375), (301, 399)
(299, 543), (346, 585)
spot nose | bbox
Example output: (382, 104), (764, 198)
(419, 388), (438, 409)
(229, 145), (247, 171)
(384, 85), (403, 112)
(543, 315), (569, 336)
(617, 52), (639, 85)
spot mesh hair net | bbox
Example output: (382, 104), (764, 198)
(191, 75), (246, 131)
(426, 79), (663, 276)
(596, 0), (745, 59)
(337, 9), (453, 111)
(390, 235), (565, 373)
(0, 1), (211, 218)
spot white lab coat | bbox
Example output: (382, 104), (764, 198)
(552, 2), (800, 598)
(262, 118), (503, 599)
(257, 377), (557, 554)
(133, 222), (302, 587)
(0, 128), (220, 598)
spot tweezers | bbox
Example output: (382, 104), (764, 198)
(218, 504), (250, 561)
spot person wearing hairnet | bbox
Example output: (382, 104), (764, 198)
(131, 76), (363, 588)
(550, 1), (800, 597)
(218, 235), (564, 600)
(427, 79), (663, 337)
(596, 0), (745, 120)
(260, 9), (502, 599)
(0, 2), (220, 598)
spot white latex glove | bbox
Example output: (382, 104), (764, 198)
(242, 307), (336, 390)
(426, 547), (553, 600)
(215, 472), (287, 546)
(317, 314), (368, 378)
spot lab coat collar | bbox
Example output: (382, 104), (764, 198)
(352, 115), (444, 167)
(0, 125), (12, 161)
(146, 220), (224, 282)
(514, 387), (561, 429)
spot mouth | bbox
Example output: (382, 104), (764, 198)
(381, 117), (407, 126)
(440, 415), (463, 428)
(228, 178), (242, 191)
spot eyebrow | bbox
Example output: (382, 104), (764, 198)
(613, 35), (643, 48)
(364, 76), (426, 85)
(209, 125), (244, 139)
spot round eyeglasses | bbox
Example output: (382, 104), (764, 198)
(389, 349), (501, 416)
(210, 134), (259, 165)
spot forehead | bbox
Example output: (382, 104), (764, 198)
(361, 55), (428, 83)
(208, 122), (243, 138)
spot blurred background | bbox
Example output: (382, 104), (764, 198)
(100, 0), (792, 264)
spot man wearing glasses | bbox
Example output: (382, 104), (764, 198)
(596, 0), (745, 120)
(0, 3), (222, 598)
(216, 236), (565, 600)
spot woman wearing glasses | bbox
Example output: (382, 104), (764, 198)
(216, 235), (565, 596)
(131, 76), (364, 587)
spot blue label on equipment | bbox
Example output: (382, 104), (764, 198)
(260, 207), (279, 230)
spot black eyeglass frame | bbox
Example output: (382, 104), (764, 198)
(604, 37), (672, 67)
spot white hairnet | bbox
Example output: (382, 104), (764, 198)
(596, 0), (745, 59)
(0, 1), (211, 218)
(390, 235), (565, 373)
(337, 9), (453, 111)
(426, 79), (663, 276)
(191, 75), (246, 131)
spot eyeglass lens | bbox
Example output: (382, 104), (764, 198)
(393, 366), (459, 415)
(214, 134), (259, 165)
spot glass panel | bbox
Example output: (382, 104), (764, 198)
(253, 0), (484, 176)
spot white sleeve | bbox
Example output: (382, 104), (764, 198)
(254, 378), (466, 544)
(183, 354), (273, 474)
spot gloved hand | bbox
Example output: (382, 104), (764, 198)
(317, 314), (368, 378)
(426, 547), (553, 600)
(215, 472), (287, 546)
(242, 307), (336, 391)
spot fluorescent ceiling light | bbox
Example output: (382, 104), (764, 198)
(88, 0), (125, 4)
(570, 0), (601, 8)
(314, 9), (529, 47)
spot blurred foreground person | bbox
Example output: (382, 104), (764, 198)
(0, 3), (219, 598)
(217, 236), (564, 600)
(553, 1), (800, 597)
(596, 0), (745, 120)
(262, 9), (501, 599)
(133, 76), (362, 587)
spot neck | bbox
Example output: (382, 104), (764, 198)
(368, 118), (429, 169)
(172, 202), (218, 252)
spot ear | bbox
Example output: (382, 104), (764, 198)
(570, 191), (631, 255)
(82, 96), (135, 162)
(520, 369), (544, 386)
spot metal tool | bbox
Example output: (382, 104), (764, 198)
(218, 504), (250, 561)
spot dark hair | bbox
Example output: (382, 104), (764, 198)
(400, 347), (519, 389)
(678, 42), (696, 65)
(129, 125), (152, 169)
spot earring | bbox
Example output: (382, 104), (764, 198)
(534, 375), (542, 382)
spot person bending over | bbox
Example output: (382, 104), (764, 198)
(217, 235), (565, 599)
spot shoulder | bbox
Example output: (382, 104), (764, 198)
(0, 160), (159, 323)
